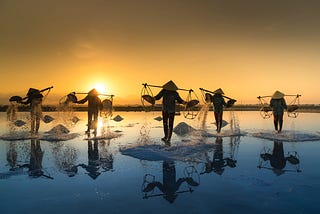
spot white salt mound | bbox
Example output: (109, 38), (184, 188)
(71, 116), (80, 123)
(113, 115), (124, 122)
(43, 115), (54, 123)
(154, 116), (162, 121)
(173, 122), (196, 136)
(14, 120), (26, 127)
(46, 124), (70, 135)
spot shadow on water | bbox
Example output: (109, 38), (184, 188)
(258, 140), (301, 176)
(142, 160), (200, 203)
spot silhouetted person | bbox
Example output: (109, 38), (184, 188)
(154, 80), (186, 144)
(143, 160), (199, 203)
(211, 88), (226, 133)
(80, 139), (101, 179)
(20, 88), (44, 134)
(270, 90), (287, 133)
(77, 89), (101, 134)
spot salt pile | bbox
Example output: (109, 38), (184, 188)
(46, 124), (70, 135)
(14, 120), (26, 127)
(71, 116), (80, 123)
(113, 115), (124, 122)
(173, 122), (196, 136)
(43, 115), (54, 123)
(154, 116), (162, 121)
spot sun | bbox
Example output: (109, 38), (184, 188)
(93, 83), (107, 94)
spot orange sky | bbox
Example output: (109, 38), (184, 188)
(1, 0), (320, 105)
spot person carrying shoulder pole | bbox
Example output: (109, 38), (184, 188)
(270, 90), (287, 133)
(154, 80), (186, 144)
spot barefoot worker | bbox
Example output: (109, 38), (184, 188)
(18, 86), (53, 135)
(154, 80), (186, 144)
(270, 90), (287, 133)
(200, 87), (236, 133)
(76, 89), (101, 135)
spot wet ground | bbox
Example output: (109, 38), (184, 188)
(0, 111), (319, 214)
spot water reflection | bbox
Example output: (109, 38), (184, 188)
(258, 140), (301, 175)
(51, 142), (79, 177)
(201, 137), (238, 175)
(79, 139), (114, 179)
(142, 161), (200, 203)
(1, 139), (53, 179)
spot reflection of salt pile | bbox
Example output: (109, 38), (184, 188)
(113, 115), (124, 122)
(14, 120), (26, 127)
(173, 122), (196, 136)
(154, 116), (162, 121)
(43, 115), (54, 123)
(46, 124), (70, 135)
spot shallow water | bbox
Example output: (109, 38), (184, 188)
(0, 111), (320, 214)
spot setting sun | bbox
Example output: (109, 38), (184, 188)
(92, 83), (107, 94)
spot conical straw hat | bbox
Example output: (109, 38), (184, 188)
(163, 80), (178, 91)
(88, 88), (99, 96)
(213, 88), (224, 95)
(272, 90), (285, 99)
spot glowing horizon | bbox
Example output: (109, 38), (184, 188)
(1, 1), (320, 105)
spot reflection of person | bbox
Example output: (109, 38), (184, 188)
(154, 80), (186, 144)
(202, 137), (237, 175)
(270, 90), (287, 133)
(259, 140), (300, 176)
(211, 88), (226, 133)
(80, 139), (101, 179)
(77, 89), (101, 134)
(28, 139), (44, 178)
(20, 88), (44, 134)
(143, 160), (199, 203)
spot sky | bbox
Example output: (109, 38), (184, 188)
(1, 0), (320, 105)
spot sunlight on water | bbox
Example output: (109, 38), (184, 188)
(0, 111), (320, 213)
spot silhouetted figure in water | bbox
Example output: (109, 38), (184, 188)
(77, 89), (101, 135)
(259, 140), (300, 176)
(142, 160), (199, 203)
(79, 139), (101, 179)
(19, 139), (53, 179)
(20, 88), (44, 134)
(154, 80), (186, 144)
(270, 90), (287, 133)
(201, 137), (237, 175)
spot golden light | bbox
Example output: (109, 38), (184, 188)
(93, 83), (107, 94)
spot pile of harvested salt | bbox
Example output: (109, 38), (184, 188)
(154, 116), (162, 121)
(46, 124), (70, 135)
(173, 122), (196, 136)
(14, 120), (26, 127)
(113, 115), (124, 122)
(43, 115), (54, 123)
(71, 116), (80, 124)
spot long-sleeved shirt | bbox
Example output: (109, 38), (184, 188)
(154, 89), (184, 113)
(270, 98), (287, 115)
(77, 95), (101, 112)
(212, 94), (226, 113)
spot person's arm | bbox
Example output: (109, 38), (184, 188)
(282, 98), (287, 109)
(270, 99), (274, 108)
(175, 92), (186, 104)
(154, 89), (164, 100)
(77, 95), (88, 104)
